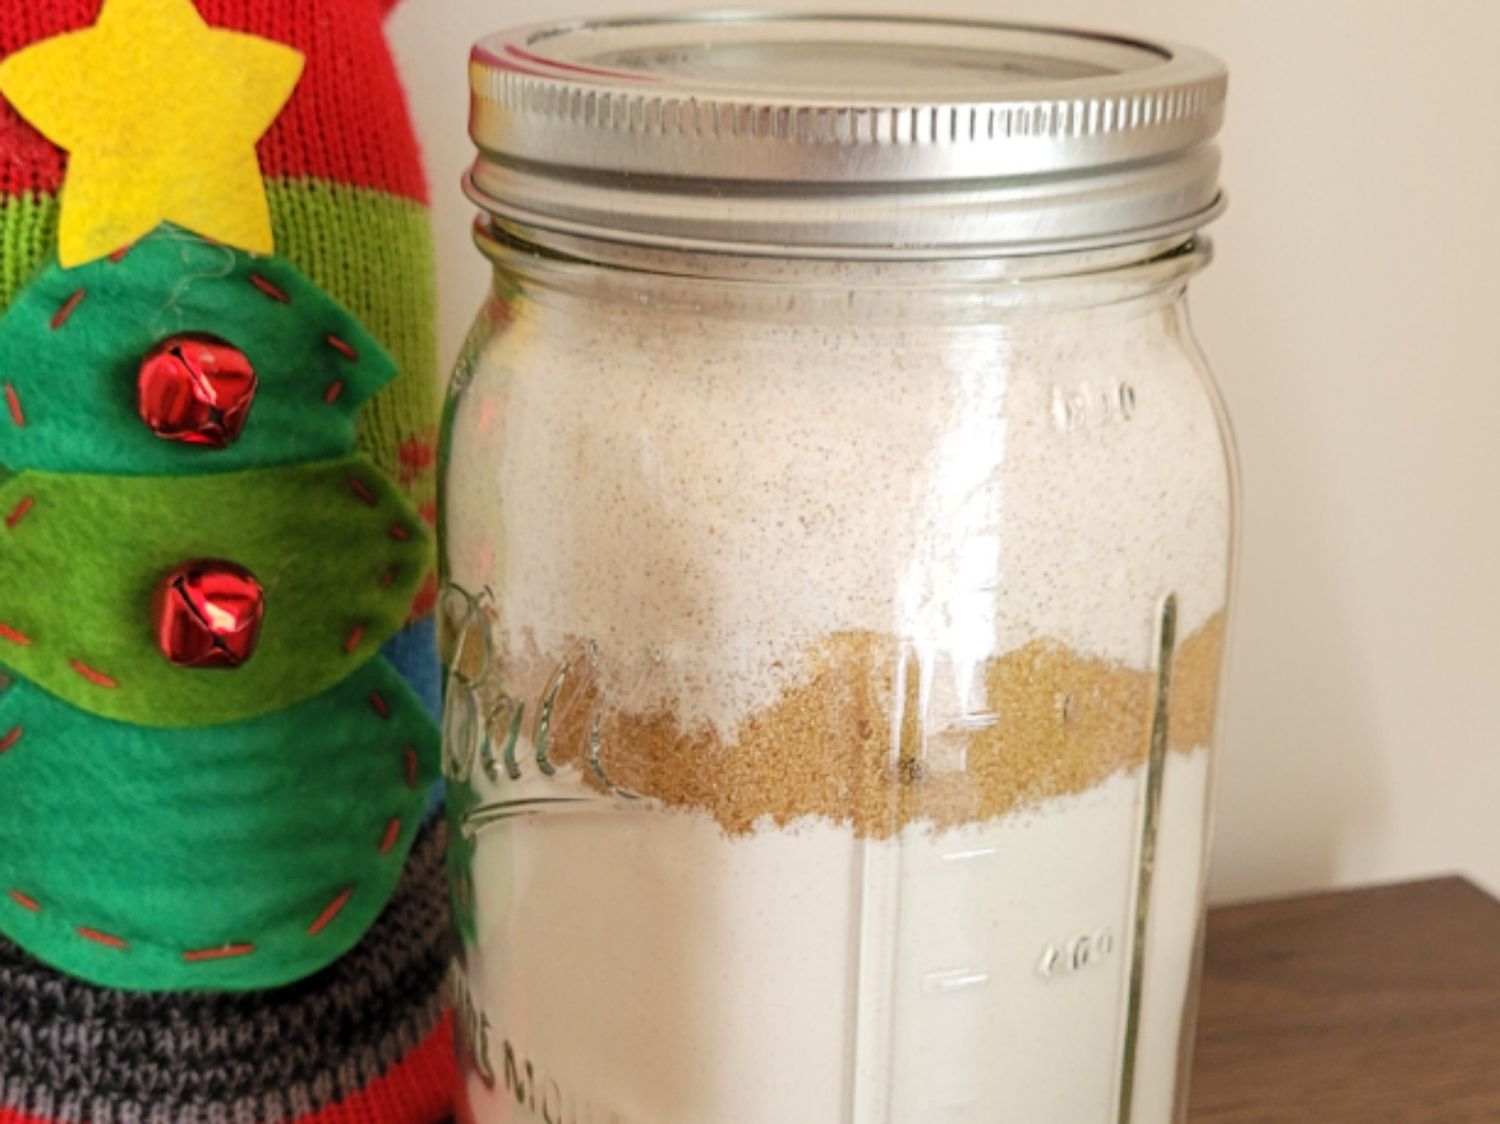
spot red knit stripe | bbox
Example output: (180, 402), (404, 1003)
(0, 1108), (54, 1124)
(0, 0), (426, 203)
(0, 1012), (456, 1124)
(287, 1010), (456, 1124)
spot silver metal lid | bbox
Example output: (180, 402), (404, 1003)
(467, 12), (1228, 257)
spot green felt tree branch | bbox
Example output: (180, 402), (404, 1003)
(0, 662), (437, 991)
(0, 456), (428, 725)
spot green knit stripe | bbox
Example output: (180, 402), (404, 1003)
(268, 179), (439, 514)
(0, 193), (59, 312)
(0, 183), (439, 516)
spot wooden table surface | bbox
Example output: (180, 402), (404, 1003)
(1187, 877), (1500, 1122)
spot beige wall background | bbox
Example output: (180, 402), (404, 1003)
(388, 0), (1500, 903)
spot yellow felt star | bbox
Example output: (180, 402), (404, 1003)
(0, 0), (304, 267)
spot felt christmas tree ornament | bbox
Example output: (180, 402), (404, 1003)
(0, 16), (447, 1115)
(0, 0), (441, 999)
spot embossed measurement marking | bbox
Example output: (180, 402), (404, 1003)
(1051, 380), (1137, 432)
(1038, 930), (1117, 979)
(923, 968), (992, 993)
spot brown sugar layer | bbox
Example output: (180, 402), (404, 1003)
(486, 612), (1226, 839)
(1166, 611), (1225, 752)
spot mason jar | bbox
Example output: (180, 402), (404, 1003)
(441, 14), (1236, 1124)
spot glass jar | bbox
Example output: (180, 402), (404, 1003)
(442, 14), (1236, 1124)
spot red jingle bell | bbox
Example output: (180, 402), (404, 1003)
(152, 561), (265, 669)
(137, 334), (257, 447)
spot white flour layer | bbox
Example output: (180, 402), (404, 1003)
(444, 290), (1232, 737)
(458, 748), (1213, 1124)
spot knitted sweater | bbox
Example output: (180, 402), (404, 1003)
(0, 0), (453, 1120)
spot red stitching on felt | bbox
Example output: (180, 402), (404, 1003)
(307, 886), (354, 935)
(388, 525), (411, 542)
(6, 889), (40, 912)
(323, 380), (344, 404)
(343, 625), (365, 654)
(5, 496), (34, 528)
(0, 622), (32, 646)
(0, 727), (21, 755)
(403, 746), (419, 788)
(77, 926), (128, 950)
(379, 817), (402, 855)
(69, 661), (118, 689)
(349, 478), (377, 507)
(248, 273), (291, 303)
(183, 943), (256, 962)
(108, 245), (133, 264)
(368, 691), (391, 719)
(326, 334), (358, 362)
(4, 383), (24, 428)
(51, 290), (85, 330)
(380, 567), (398, 589)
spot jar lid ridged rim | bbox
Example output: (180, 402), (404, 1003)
(467, 12), (1228, 257)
